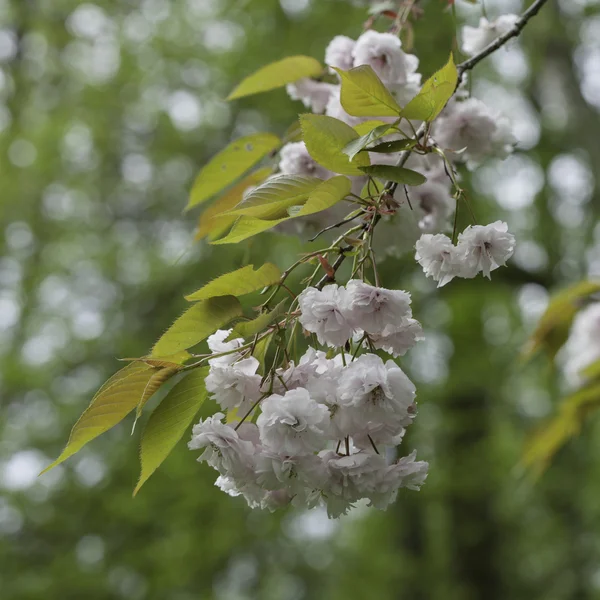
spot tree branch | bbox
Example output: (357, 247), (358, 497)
(312, 0), (549, 289)
(456, 0), (549, 81)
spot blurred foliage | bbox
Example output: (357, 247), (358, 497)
(2, 0), (600, 599)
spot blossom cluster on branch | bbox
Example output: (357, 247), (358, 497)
(43, 1), (550, 516)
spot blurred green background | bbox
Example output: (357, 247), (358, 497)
(2, 0), (600, 598)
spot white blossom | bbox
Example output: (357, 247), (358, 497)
(337, 353), (416, 440)
(279, 141), (330, 179)
(207, 329), (244, 366)
(562, 303), (600, 387)
(367, 451), (429, 509)
(415, 233), (463, 287)
(298, 284), (354, 347)
(370, 318), (424, 357)
(318, 450), (387, 517)
(345, 279), (412, 334)
(205, 357), (262, 412)
(286, 78), (335, 114)
(257, 387), (331, 455)
(325, 35), (355, 72)
(188, 413), (256, 479)
(352, 30), (419, 85)
(457, 220), (515, 279)
(461, 15), (519, 56)
(434, 98), (516, 166)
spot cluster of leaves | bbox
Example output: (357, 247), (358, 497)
(42, 47), (459, 493)
(522, 281), (600, 475)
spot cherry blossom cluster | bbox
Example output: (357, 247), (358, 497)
(189, 281), (427, 518)
(279, 26), (517, 273)
(415, 221), (516, 287)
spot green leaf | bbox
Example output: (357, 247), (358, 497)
(582, 359), (600, 382)
(228, 300), (288, 339)
(186, 133), (280, 211)
(211, 216), (289, 245)
(290, 176), (352, 217)
(226, 175), (322, 219)
(195, 168), (273, 241)
(134, 368), (209, 495)
(185, 263), (281, 301)
(151, 296), (243, 357)
(353, 120), (388, 136)
(400, 53), (457, 122)
(136, 366), (180, 419)
(342, 122), (398, 161)
(41, 362), (154, 474)
(522, 382), (600, 477)
(334, 65), (402, 117)
(359, 165), (427, 186)
(300, 114), (370, 175)
(227, 56), (323, 100)
(367, 139), (417, 153)
(523, 281), (600, 361)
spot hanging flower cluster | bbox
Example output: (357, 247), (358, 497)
(189, 280), (426, 518)
(42, 2), (548, 517)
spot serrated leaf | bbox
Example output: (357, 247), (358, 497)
(136, 366), (180, 419)
(290, 176), (352, 217)
(334, 65), (402, 117)
(343, 122), (398, 160)
(211, 216), (289, 245)
(300, 114), (370, 175)
(195, 168), (273, 241)
(185, 264), (281, 302)
(119, 351), (191, 368)
(522, 382), (600, 476)
(228, 300), (288, 339)
(367, 139), (417, 153)
(186, 134), (280, 211)
(227, 55), (323, 100)
(226, 174), (321, 219)
(401, 53), (457, 122)
(134, 368), (209, 494)
(151, 296), (243, 357)
(41, 362), (154, 474)
(523, 281), (600, 361)
(359, 165), (427, 186)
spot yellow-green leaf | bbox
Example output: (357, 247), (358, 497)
(136, 366), (180, 419)
(291, 176), (352, 217)
(343, 122), (399, 161)
(134, 368), (209, 494)
(300, 114), (370, 175)
(41, 362), (154, 474)
(522, 382), (600, 476)
(151, 296), (243, 357)
(186, 133), (280, 211)
(359, 165), (427, 186)
(228, 300), (288, 339)
(226, 174), (322, 219)
(195, 168), (273, 241)
(400, 53), (457, 122)
(523, 281), (600, 361)
(334, 65), (402, 117)
(211, 216), (289, 245)
(185, 264), (281, 302)
(227, 55), (323, 100)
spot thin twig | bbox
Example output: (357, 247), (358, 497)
(456, 0), (549, 82)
